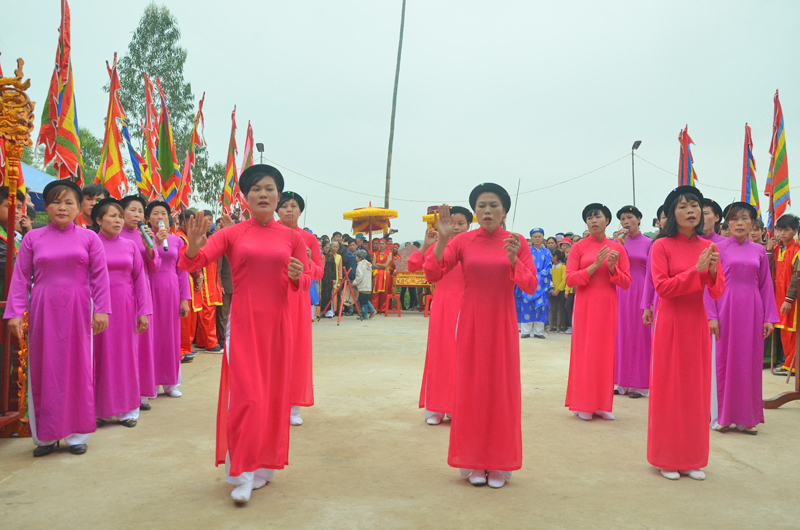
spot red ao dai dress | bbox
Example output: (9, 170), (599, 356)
(424, 228), (537, 474)
(648, 233), (725, 471)
(289, 226), (323, 409)
(414, 245), (462, 416)
(565, 236), (631, 414)
(178, 218), (309, 482)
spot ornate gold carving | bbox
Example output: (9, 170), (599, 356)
(0, 57), (33, 438)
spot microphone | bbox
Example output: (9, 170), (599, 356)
(137, 221), (154, 248)
(158, 221), (169, 252)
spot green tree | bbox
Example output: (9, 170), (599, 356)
(193, 160), (223, 214)
(79, 127), (103, 179)
(116, 3), (195, 160)
(21, 145), (56, 176)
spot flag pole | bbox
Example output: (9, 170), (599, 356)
(384, 0), (406, 209)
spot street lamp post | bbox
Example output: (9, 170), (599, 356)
(256, 142), (264, 164)
(631, 140), (642, 206)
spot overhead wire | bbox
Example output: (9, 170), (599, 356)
(262, 153), (631, 204)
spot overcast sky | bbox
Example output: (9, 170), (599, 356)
(2, 1), (799, 240)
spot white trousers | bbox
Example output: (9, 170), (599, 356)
(99, 407), (140, 422)
(225, 452), (276, 485)
(460, 469), (512, 480)
(709, 335), (719, 428)
(520, 322), (545, 336)
(615, 385), (649, 396)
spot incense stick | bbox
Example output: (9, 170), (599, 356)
(510, 179), (521, 232)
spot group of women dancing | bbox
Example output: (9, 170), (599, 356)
(415, 183), (777, 488)
(4, 167), (780, 504)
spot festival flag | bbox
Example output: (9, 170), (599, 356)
(155, 78), (181, 209)
(235, 120), (254, 214)
(740, 123), (761, 219)
(765, 90), (790, 234)
(122, 118), (151, 197)
(178, 93), (206, 208)
(142, 73), (161, 196)
(36, 0), (84, 186)
(678, 125), (698, 187)
(94, 55), (128, 199)
(219, 107), (238, 215)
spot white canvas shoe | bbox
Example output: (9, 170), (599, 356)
(468, 470), (487, 486)
(487, 470), (507, 488)
(680, 469), (706, 481)
(660, 469), (680, 480)
(426, 413), (444, 425)
(231, 481), (253, 503)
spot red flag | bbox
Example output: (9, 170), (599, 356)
(36, 0), (84, 185)
(178, 93), (206, 208)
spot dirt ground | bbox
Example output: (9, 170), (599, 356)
(1, 311), (798, 529)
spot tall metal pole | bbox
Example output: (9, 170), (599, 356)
(631, 149), (636, 207)
(630, 140), (641, 207)
(384, 0), (406, 209)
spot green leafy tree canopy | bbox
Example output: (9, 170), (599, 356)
(117, 3), (195, 158)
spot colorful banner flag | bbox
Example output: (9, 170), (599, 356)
(122, 118), (151, 198)
(94, 54), (128, 199)
(765, 90), (790, 234)
(740, 123), (761, 219)
(178, 92), (206, 209)
(220, 107), (238, 215)
(142, 73), (161, 196)
(36, 0), (84, 186)
(678, 125), (698, 187)
(155, 78), (181, 209)
(235, 120), (254, 214)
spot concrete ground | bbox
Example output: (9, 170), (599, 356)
(1, 312), (798, 529)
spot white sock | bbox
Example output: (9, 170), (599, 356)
(253, 469), (275, 489)
(290, 406), (303, 426)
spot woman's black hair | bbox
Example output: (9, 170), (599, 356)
(91, 198), (124, 229)
(120, 195), (147, 212)
(546, 236), (557, 245)
(581, 203), (612, 226)
(277, 191), (305, 213)
(469, 183), (511, 213)
(551, 248), (565, 262)
(659, 192), (705, 239)
(449, 206), (473, 224)
(43, 180), (82, 206)
(145, 200), (171, 219)
(239, 164), (285, 195)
